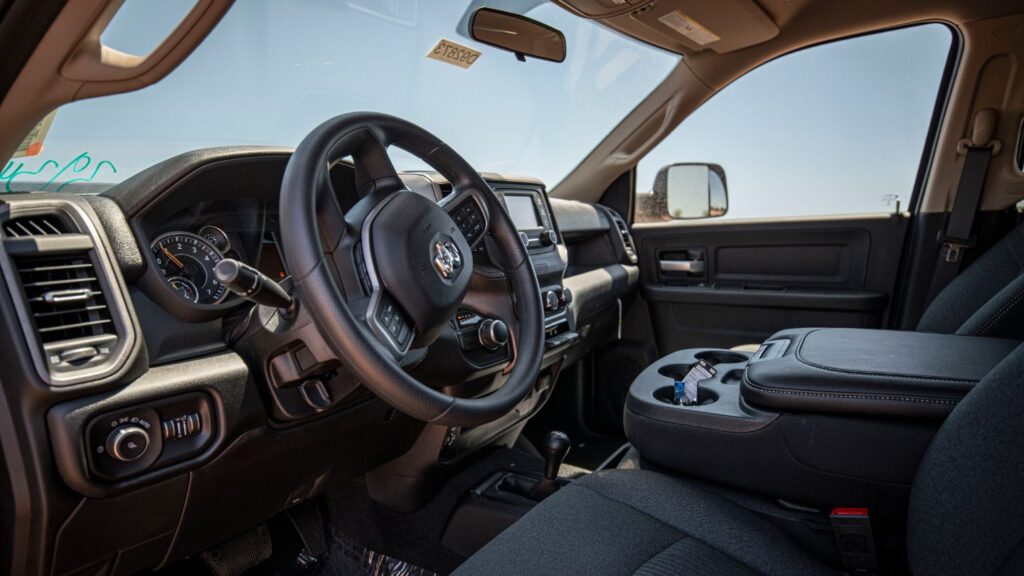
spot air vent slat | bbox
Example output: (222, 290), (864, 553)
(20, 263), (94, 273)
(37, 319), (112, 333)
(3, 214), (73, 238)
(22, 276), (99, 288)
(13, 253), (115, 345)
(32, 304), (108, 319)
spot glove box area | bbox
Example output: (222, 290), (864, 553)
(624, 328), (1019, 511)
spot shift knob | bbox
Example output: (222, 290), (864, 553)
(542, 431), (571, 481)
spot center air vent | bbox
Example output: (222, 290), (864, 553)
(3, 214), (73, 238)
(14, 254), (114, 345)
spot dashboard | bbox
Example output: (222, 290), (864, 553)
(0, 147), (639, 576)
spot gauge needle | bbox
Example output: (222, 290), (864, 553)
(161, 246), (185, 270)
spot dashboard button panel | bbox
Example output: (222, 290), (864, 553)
(85, 392), (214, 481)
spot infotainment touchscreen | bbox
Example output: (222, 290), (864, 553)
(504, 194), (539, 229)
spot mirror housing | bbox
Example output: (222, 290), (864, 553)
(470, 8), (566, 63)
(653, 163), (728, 220)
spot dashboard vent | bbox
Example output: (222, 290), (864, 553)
(14, 254), (114, 345)
(438, 183), (454, 199)
(613, 218), (638, 263)
(3, 214), (72, 238)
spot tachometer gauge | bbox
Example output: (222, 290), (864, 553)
(151, 232), (228, 304)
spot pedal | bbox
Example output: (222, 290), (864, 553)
(200, 524), (273, 576)
(286, 502), (327, 558)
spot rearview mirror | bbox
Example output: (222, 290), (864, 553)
(470, 8), (566, 63)
(654, 163), (728, 219)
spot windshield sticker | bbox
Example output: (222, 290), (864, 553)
(1, 152), (118, 193)
(658, 11), (720, 47)
(427, 39), (480, 69)
(13, 110), (58, 158)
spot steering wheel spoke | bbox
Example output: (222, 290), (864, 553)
(350, 128), (405, 197)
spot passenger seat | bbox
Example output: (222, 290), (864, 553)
(917, 222), (1024, 339)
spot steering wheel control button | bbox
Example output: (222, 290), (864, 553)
(106, 425), (151, 463)
(453, 200), (485, 244)
(478, 319), (509, 350)
(376, 295), (412, 348)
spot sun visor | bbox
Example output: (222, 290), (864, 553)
(557, 0), (779, 54)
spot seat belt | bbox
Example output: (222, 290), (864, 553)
(925, 108), (1002, 302)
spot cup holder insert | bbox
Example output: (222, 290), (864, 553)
(653, 386), (719, 406)
(694, 350), (749, 365)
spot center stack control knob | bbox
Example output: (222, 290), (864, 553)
(478, 319), (509, 350)
(106, 425), (150, 462)
(544, 290), (560, 312)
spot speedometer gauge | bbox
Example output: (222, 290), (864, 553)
(151, 232), (228, 305)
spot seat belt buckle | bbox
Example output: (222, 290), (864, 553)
(830, 507), (877, 573)
(937, 233), (976, 264)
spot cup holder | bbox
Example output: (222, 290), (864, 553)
(657, 363), (692, 379)
(653, 386), (719, 406)
(720, 369), (744, 385)
(695, 350), (749, 365)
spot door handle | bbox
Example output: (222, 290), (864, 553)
(659, 259), (705, 274)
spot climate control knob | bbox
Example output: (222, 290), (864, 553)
(542, 230), (558, 246)
(106, 425), (150, 463)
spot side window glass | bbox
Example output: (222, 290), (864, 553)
(635, 24), (953, 223)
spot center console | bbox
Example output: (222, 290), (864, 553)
(624, 328), (1019, 510)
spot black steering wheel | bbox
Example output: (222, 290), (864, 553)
(279, 113), (544, 427)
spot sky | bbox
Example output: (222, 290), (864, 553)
(3, 0), (951, 221)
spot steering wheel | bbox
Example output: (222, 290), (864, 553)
(279, 113), (545, 427)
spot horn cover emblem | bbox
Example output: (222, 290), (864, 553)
(432, 239), (463, 280)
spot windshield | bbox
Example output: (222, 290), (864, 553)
(2, 0), (679, 194)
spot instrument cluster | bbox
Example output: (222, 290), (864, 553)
(150, 225), (237, 305)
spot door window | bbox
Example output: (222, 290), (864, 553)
(635, 24), (954, 223)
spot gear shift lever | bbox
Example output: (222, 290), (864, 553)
(543, 431), (571, 480)
(531, 431), (571, 500)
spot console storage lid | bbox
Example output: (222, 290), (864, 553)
(742, 328), (1020, 417)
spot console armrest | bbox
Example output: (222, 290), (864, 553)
(742, 328), (1019, 417)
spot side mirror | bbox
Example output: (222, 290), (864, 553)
(653, 163), (728, 219)
(470, 8), (566, 63)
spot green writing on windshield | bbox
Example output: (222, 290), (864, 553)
(1, 152), (117, 193)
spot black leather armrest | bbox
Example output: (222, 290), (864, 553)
(742, 328), (1020, 418)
